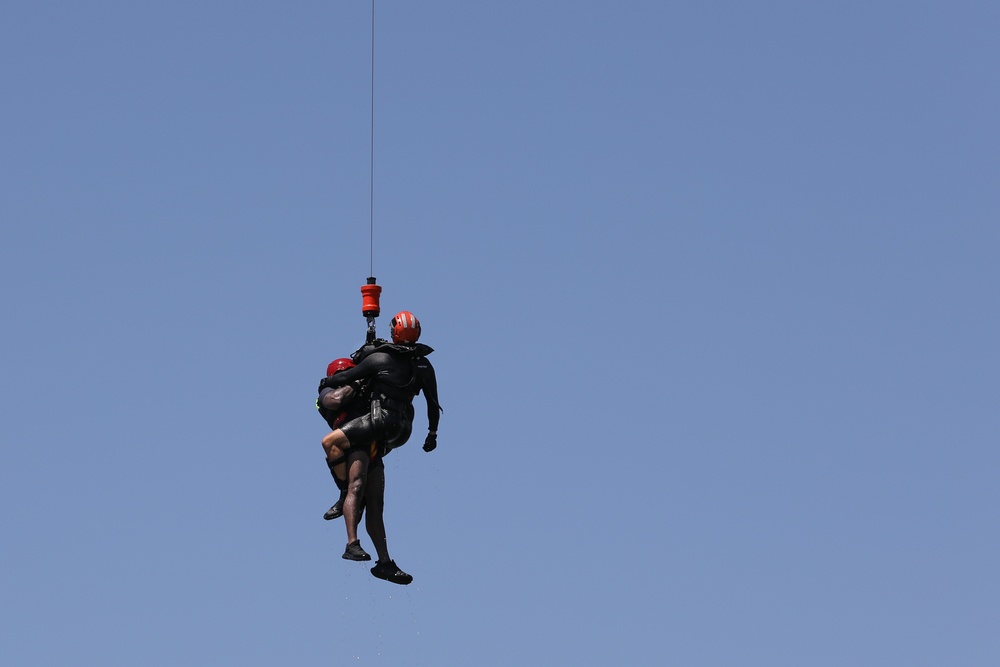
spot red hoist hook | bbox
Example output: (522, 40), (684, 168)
(360, 276), (382, 343)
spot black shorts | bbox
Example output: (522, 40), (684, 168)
(340, 400), (414, 454)
(340, 412), (380, 451)
(335, 414), (384, 465)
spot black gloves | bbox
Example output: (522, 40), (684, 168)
(422, 432), (437, 452)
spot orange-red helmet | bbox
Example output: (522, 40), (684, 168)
(326, 357), (355, 377)
(390, 311), (421, 344)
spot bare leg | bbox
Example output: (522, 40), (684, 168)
(321, 429), (350, 483)
(364, 462), (390, 563)
(343, 449), (370, 546)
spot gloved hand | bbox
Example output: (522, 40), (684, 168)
(422, 432), (437, 452)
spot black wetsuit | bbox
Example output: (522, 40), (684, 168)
(320, 342), (441, 454)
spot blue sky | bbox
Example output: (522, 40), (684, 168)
(2, 1), (999, 664)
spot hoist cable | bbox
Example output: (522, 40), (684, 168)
(368, 0), (375, 278)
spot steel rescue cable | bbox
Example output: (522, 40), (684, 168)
(368, 0), (375, 278)
(362, 0), (381, 343)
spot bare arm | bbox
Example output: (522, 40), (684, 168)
(319, 385), (355, 412)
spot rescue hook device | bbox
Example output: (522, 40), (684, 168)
(361, 276), (382, 343)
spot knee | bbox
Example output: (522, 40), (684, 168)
(347, 473), (367, 496)
(323, 442), (342, 461)
(322, 430), (342, 450)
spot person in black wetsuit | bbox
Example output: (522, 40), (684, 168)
(317, 358), (401, 577)
(318, 310), (442, 585)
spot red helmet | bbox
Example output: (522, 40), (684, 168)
(326, 357), (355, 377)
(390, 311), (421, 344)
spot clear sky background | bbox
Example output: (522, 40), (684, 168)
(2, 1), (998, 665)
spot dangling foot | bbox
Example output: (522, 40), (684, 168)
(342, 540), (372, 561)
(323, 490), (347, 520)
(370, 559), (413, 585)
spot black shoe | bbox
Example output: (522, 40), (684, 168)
(342, 541), (371, 561)
(370, 559), (413, 585)
(323, 491), (347, 520)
